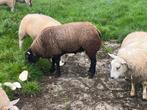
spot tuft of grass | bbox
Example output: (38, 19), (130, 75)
(102, 45), (113, 54)
(97, 45), (113, 59)
(21, 81), (40, 95)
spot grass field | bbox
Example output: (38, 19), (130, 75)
(0, 0), (147, 97)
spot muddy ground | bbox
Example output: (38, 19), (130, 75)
(18, 41), (147, 110)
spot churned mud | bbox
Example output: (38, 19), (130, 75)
(18, 41), (147, 110)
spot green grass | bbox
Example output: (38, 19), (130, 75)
(0, 0), (147, 96)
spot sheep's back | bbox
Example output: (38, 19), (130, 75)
(32, 22), (101, 57)
(118, 32), (147, 80)
(19, 14), (61, 39)
(121, 32), (147, 48)
(44, 22), (100, 53)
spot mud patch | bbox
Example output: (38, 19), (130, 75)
(18, 41), (147, 110)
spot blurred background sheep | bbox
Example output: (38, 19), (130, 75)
(0, 0), (32, 12)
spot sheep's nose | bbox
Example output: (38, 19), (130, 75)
(110, 77), (114, 79)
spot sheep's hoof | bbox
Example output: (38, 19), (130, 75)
(88, 76), (93, 79)
(88, 73), (94, 79)
(130, 95), (136, 98)
(54, 73), (61, 78)
(142, 94), (147, 101)
(130, 92), (136, 97)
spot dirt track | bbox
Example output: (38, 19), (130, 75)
(19, 41), (147, 110)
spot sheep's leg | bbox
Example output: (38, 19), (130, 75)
(88, 55), (96, 78)
(19, 40), (23, 49)
(53, 56), (61, 78)
(60, 56), (65, 66)
(142, 81), (147, 100)
(19, 32), (26, 49)
(11, 7), (14, 12)
(130, 75), (136, 97)
(7, 2), (15, 12)
(50, 58), (55, 73)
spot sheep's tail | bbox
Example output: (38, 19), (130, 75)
(97, 29), (102, 38)
(96, 29), (103, 49)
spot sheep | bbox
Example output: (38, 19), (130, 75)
(0, 88), (19, 110)
(109, 31), (147, 100)
(0, 0), (15, 12)
(0, 0), (32, 12)
(19, 13), (70, 66)
(18, 13), (61, 49)
(25, 22), (101, 78)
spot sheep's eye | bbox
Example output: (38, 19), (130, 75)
(116, 66), (120, 70)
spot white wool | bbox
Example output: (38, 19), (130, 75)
(18, 13), (61, 48)
(0, 88), (20, 110)
(117, 32), (147, 80)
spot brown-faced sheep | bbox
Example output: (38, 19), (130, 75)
(18, 13), (61, 49)
(25, 22), (101, 78)
(109, 31), (147, 100)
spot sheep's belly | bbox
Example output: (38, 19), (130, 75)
(62, 47), (84, 54)
(57, 39), (82, 53)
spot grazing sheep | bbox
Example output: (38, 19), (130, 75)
(25, 22), (101, 78)
(0, 0), (32, 12)
(18, 13), (61, 49)
(109, 31), (147, 100)
(0, 0), (15, 12)
(19, 13), (69, 66)
(0, 88), (19, 110)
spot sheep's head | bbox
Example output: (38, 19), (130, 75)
(109, 53), (128, 79)
(25, 0), (32, 7)
(25, 48), (39, 63)
(1, 99), (19, 110)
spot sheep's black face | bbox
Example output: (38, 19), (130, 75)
(25, 49), (39, 63)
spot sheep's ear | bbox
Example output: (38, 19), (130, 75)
(108, 53), (117, 59)
(12, 106), (19, 110)
(10, 98), (20, 105)
(121, 59), (127, 64)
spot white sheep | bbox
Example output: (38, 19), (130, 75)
(0, 0), (15, 12)
(0, 0), (32, 12)
(18, 13), (61, 49)
(0, 88), (19, 110)
(109, 31), (147, 100)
